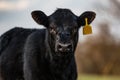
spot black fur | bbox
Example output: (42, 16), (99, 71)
(0, 9), (96, 80)
(0, 27), (37, 80)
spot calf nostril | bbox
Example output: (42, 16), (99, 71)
(58, 44), (62, 49)
(67, 44), (72, 49)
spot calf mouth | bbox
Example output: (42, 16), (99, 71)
(55, 42), (73, 55)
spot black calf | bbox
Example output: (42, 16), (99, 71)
(0, 8), (96, 80)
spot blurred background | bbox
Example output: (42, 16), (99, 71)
(0, 0), (120, 80)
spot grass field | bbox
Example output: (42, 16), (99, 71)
(78, 74), (120, 80)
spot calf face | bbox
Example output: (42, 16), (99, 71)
(31, 9), (96, 55)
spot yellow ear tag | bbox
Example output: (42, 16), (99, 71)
(83, 18), (92, 35)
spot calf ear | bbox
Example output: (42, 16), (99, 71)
(78, 11), (96, 26)
(31, 10), (49, 27)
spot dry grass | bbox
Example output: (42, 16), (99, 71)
(78, 74), (120, 80)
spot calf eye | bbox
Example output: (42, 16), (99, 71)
(50, 27), (56, 34)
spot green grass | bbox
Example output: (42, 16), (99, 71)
(78, 74), (120, 80)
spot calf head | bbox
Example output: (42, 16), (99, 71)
(31, 9), (96, 55)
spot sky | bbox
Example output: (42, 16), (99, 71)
(0, 0), (119, 40)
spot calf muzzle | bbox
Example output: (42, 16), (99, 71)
(57, 43), (72, 52)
